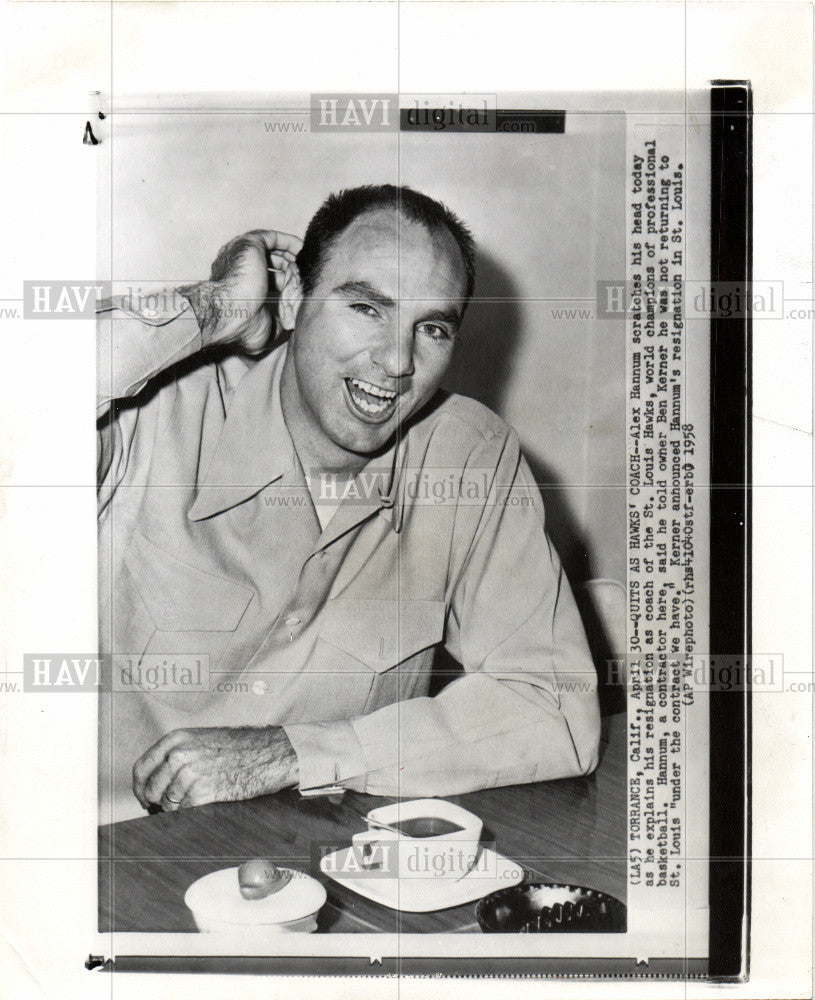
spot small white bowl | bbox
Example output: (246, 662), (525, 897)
(184, 866), (326, 935)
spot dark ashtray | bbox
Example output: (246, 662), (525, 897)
(476, 882), (626, 933)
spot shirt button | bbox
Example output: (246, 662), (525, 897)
(285, 616), (302, 627)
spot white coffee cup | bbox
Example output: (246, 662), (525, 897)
(351, 799), (483, 881)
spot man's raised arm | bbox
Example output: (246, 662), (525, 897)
(96, 229), (302, 418)
(96, 229), (302, 491)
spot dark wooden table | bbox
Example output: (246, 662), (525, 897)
(99, 712), (626, 934)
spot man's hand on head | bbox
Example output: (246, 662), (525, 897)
(177, 228), (303, 355)
(132, 725), (300, 812)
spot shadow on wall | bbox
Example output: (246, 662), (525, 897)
(433, 253), (621, 714)
(443, 250), (594, 588)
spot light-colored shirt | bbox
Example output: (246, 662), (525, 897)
(97, 295), (600, 823)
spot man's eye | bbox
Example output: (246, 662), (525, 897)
(417, 322), (452, 342)
(350, 302), (380, 318)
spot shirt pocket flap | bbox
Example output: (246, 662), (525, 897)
(319, 598), (446, 673)
(124, 531), (254, 632)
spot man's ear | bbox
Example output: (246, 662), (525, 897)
(278, 266), (303, 332)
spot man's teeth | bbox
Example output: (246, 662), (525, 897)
(350, 378), (397, 400)
(348, 378), (398, 415)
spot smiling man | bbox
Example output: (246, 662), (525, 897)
(97, 184), (600, 822)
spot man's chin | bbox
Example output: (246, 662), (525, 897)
(335, 425), (398, 460)
(333, 404), (404, 455)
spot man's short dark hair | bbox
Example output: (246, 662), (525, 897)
(296, 184), (476, 304)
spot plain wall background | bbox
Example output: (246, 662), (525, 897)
(102, 100), (626, 585)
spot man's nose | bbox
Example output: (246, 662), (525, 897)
(370, 322), (415, 378)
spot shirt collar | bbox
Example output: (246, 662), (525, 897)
(188, 342), (403, 532)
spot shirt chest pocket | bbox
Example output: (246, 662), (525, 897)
(315, 598), (447, 714)
(116, 531), (255, 707)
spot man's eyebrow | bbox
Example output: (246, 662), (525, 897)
(419, 306), (463, 328)
(331, 281), (396, 309)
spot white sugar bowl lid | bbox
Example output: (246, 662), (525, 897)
(184, 867), (326, 929)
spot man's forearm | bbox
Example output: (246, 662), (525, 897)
(282, 669), (600, 799)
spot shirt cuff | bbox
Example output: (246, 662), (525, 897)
(97, 291), (190, 327)
(282, 719), (368, 793)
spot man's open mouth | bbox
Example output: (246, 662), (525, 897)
(344, 377), (399, 423)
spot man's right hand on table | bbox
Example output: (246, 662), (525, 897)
(132, 725), (300, 812)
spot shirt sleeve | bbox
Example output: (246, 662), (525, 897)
(96, 292), (202, 487)
(96, 292), (202, 417)
(284, 428), (601, 797)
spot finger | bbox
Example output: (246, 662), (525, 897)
(250, 229), (304, 255)
(145, 741), (197, 806)
(268, 249), (296, 263)
(143, 759), (176, 806)
(270, 267), (295, 294)
(268, 252), (294, 274)
(263, 231), (303, 255)
(132, 730), (186, 801)
(179, 779), (212, 810)
(132, 730), (189, 807)
(161, 765), (194, 812)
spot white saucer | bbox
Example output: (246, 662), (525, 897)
(319, 846), (524, 912)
